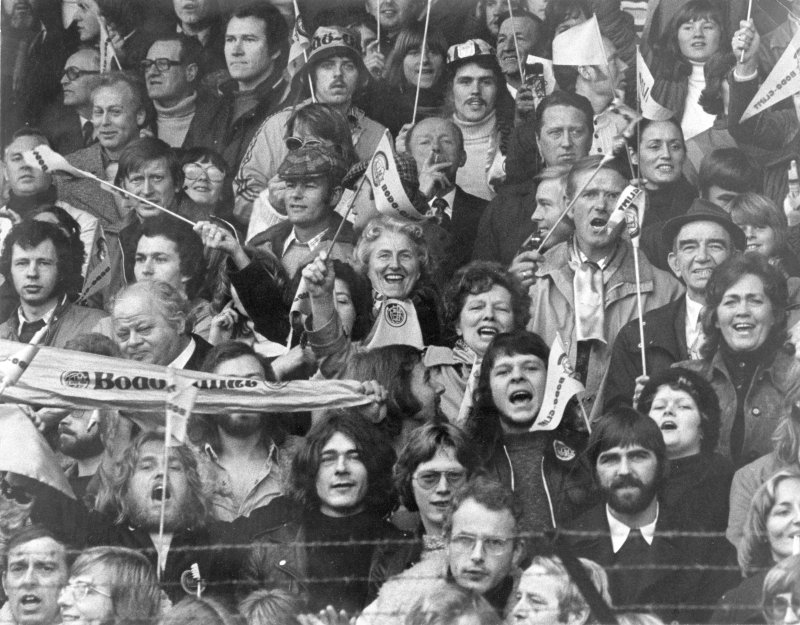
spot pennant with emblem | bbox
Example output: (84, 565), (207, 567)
(366, 131), (425, 221)
(532, 334), (584, 432)
(363, 298), (424, 350)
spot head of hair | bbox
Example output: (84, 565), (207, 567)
(728, 192), (789, 254)
(739, 467), (800, 575)
(405, 118), (465, 155)
(225, 2), (289, 73)
(289, 409), (397, 517)
(95, 431), (209, 529)
(179, 147), (229, 176)
(763, 555), (800, 624)
(585, 406), (667, 483)
(149, 33), (203, 72)
(96, 0), (145, 35)
(4, 126), (50, 154)
(111, 280), (191, 336)
(1, 526), (67, 572)
(468, 330), (550, 459)
(534, 90), (594, 138)
(631, 117), (684, 155)
(163, 597), (243, 625)
(385, 23), (449, 90)
(354, 216), (431, 280)
(63, 332), (122, 357)
(91, 72), (148, 119)
(344, 345), (426, 439)
(636, 367), (721, 454)
(238, 589), (302, 625)
(700, 253), (790, 359)
(444, 56), (515, 126)
(565, 155), (626, 200)
(543, 0), (591, 44)
(117, 137), (183, 192)
(394, 422), (481, 512)
(31, 205), (86, 279)
(285, 103), (359, 169)
(68, 546), (161, 625)
(771, 401), (800, 467)
(698, 148), (762, 197)
(698, 51), (736, 116)
(655, 0), (730, 80)
(138, 214), (206, 299)
(0, 219), (81, 298)
(443, 475), (523, 542)
(442, 261), (530, 345)
(331, 258), (372, 341)
(404, 582), (502, 625)
(524, 554), (612, 622)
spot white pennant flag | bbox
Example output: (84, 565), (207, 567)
(740, 27), (800, 122)
(77, 249), (112, 304)
(606, 184), (646, 242)
(636, 47), (673, 121)
(363, 299), (424, 350)
(23, 144), (86, 177)
(525, 55), (556, 96)
(532, 334), (584, 432)
(0, 325), (48, 395)
(552, 15), (605, 66)
(455, 357), (481, 426)
(367, 131), (425, 221)
(165, 369), (198, 446)
(285, 13), (312, 81)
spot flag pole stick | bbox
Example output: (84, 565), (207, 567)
(412, 0), (432, 125)
(740, 0), (753, 63)
(0, 325), (48, 397)
(578, 397), (592, 433)
(632, 237), (647, 376)
(157, 433), (169, 582)
(507, 0), (526, 83)
(535, 154), (614, 253)
(325, 175), (369, 257)
(376, 0), (381, 48)
(292, 0), (316, 102)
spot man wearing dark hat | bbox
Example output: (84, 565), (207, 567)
(604, 198), (746, 409)
(234, 25), (386, 227)
(248, 144), (353, 279)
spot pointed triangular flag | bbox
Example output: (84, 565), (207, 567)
(455, 356), (481, 426)
(165, 369), (198, 446)
(606, 184), (645, 242)
(0, 404), (76, 499)
(363, 298), (424, 350)
(0, 325), (47, 395)
(636, 46), (674, 121)
(532, 334), (584, 432)
(552, 15), (605, 66)
(77, 249), (112, 305)
(285, 13), (312, 81)
(525, 55), (556, 95)
(367, 131), (425, 221)
(740, 27), (800, 122)
(23, 145), (87, 178)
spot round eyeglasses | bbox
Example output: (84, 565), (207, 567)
(412, 470), (467, 490)
(183, 163), (225, 183)
(61, 580), (112, 601)
(62, 67), (100, 81)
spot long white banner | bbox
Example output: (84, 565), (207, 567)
(0, 340), (370, 414)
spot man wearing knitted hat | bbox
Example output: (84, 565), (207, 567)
(234, 25), (386, 228)
(248, 143), (354, 279)
(446, 39), (515, 201)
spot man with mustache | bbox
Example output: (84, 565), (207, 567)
(527, 155), (681, 420)
(565, 407), (737, 623)
(496, 12), (545, 97)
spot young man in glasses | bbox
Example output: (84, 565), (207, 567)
(359, 475), (524, 625)
(143, 34), (221, 151)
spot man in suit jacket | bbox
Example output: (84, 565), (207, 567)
(406, 117), (488, 277)
(564, 407), (737, 624)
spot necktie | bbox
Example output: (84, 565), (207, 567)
(82, 121), (95, 147)
(18, 318), (46, 343)
(431, 197), (451, 228)
(689, 318), (705, 359)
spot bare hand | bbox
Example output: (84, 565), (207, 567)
(268, 175), (288, 215)
(785, 190), (800, 227)
(732, 20), (760, 71)
(418, 151), (453, 199)
(395, 123), (413, 154)
(632, 374), (650, 408)
(270, 345), (317, 381)
(19, 406), (69, 433)
(208, 302), (239, 345)
(298, 606), (354, 625)
(302, 252), (335, 299)
(515, 84), (537, 122)
(509, 250), (543, 288)
(0, 207), (22, 226)
(358, 380), (388, 423)
(364, 40), (385, 79)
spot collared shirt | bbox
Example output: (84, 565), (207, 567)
(169, 337), (196, 369)
(607, 502), (659, 553)
(16, 295), (62, 328)
(427, 188), (456, 220)
(282, 227), (328, 257)
(282, 227), (329, 277)
(201, 441), (282, 521)
(685, 296), (705, 357)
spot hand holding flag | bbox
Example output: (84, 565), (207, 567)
(367, 131), (426, 221)
(533, 335), (584, 432)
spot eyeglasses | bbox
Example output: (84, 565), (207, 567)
(183, 163), (225, 183)
(284, 136), (323, 151)
(62, 580), (112, 601)
(62, 67), (100, 81)
(449, 533), (513, 556)
(764, 595), (800, 621)
(412, 470), (467, 490)
(140, 58), (183, 72)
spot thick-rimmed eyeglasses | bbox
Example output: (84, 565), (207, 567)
(140, 58), (183, 72)
(61, 581), (112, 601)
(62, 67), (100, 81)
(412, 470), (466, 490)
(764, 594), (800, 622)
(449, 533), (513, 556)
(183, 163), (225, 183)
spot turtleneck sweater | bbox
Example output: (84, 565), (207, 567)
(681, 62), (715, 141)
(453, 110), (497, 201)
(154, 92), (197, 148)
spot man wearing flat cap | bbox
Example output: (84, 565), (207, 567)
(604, 198), (746, 410)
(248, 143), (354, 279)
(234, 25), (386, 228)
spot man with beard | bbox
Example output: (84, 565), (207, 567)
(25, 431), (232, 603)
(564, 407), (737, 623)
(193, 342), (300, 522)
(0, 526), (68, 625)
